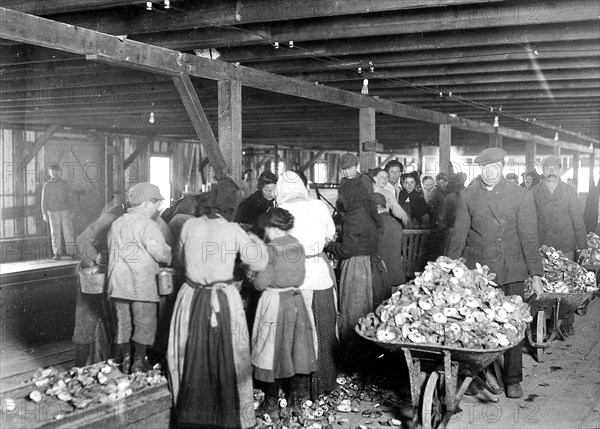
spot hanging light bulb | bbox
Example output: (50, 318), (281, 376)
(164, 0), (170, 9)
(288, 41), (294, 48)
(369, 60), (374, 72)
(274, 41), (279, 49)
(361, 79), (369, 95)
(493, 116), (499, 128)
(146, 1), (152, 10)
(448, 92), (453, 97)
(554, 132), (559, 141)
(357, 67), (362, 74)
(149, 112), (155, 124)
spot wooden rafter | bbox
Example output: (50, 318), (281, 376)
(123, 134), (154, 171)
(21, 124), (60, 165)
(0, 7), (597, 152)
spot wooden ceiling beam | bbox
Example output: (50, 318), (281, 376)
(0, 0), (143, 15)
(221, 22), (599, 62)
(136, 1), (597, 51)
(35, 0), (503, 36)
(247, 41), (600, 74)
(289, 58), (600, 83)
(0, 7), (596, 148)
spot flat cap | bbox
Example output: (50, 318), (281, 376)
(128, 182), (163, 205)
(541, 155), (561, 168)
(339, 153), (359, 169)
(474, 147), (507, 165)
(371, 192), (387, 207)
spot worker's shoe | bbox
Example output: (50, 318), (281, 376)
(256, 395), (280, 423)
(121, 352), (132, 374)
(130, 355), (152, 373)
(288, 392), (306, 416)
(505, 382), (523, 399)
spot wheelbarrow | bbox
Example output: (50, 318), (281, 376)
(526, 291), (598, 363)
(356, 327), (517, 429)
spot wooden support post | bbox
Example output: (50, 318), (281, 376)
(115, 137), (125, 204)
(439, 124), (451, 176)
(124, 135), (154, 171)
(589, 148), (596, 191)
(417, 143), (424, 172)
(359, 107), (377, 171)
(299, 150), (326, 173)
(274, 144), (279, 174)
(172, 74), (227, 179)
(553, 143), (561, 157)
(218, 80), (242, 184)
(573, 151), (580, 186)
(489, 133), (503, 148)
(525, 141), (536, 167)
(22, 125), (60, 166)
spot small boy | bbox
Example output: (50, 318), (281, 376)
(108, 183), (172, 373)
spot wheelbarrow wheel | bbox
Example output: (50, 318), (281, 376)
(422, 371), (445, 429)
(536, 311), (546, 363)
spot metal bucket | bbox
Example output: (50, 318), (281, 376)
(158, 267), (174, 295)
(79, 270), (106, 294)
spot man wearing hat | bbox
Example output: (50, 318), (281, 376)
(521, 164), (542, 189)
(446, 147), (543, 399)
(531, 156), (588, 335)
(107, 182), (172, 373)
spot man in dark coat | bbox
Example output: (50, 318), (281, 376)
(445, 147), (544, 399)
(235, 171), (277, 237)
(531, 155), (589, 336)
(531, 156), (588, 261)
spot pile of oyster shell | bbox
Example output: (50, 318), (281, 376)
(358, 256), (533, 349)
(538, 245), (597, 294)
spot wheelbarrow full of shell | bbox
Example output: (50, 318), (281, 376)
(356, 326), (517, 429)
(526, 291), (598, 363)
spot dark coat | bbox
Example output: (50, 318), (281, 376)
(234, 189), (275, 234)
(583, 183), (600, 233)
(328, 175), (379, 260)
(445, 178), (543, 285)
(398, 189), (430, 224)
(378, 212), (405, 286)
(531, 180), (587, 253)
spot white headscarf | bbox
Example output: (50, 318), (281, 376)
(275, 171), (309, 205)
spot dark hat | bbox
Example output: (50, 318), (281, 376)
(371, 192), (387, 207)
(505, 172), (519, 181)
(541, 155), (561, 168)
(521, 164), (539, 177)
(128, 183), (163, 205)
(474, 148), (507, 165)
(339, 153), (359, 169)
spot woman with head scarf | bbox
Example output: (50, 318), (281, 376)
(275, 171), (339, 404)
(325, 168), (387, 346)
(167, 178), (269, 429)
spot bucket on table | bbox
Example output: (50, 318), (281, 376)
(79, 268), (106, 294)
(158, 267), (174, 295)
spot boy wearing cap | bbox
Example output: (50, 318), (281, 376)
(531, 156), (588, 335)
(445, 147), (544, 399)
(107, 182), (172, 373)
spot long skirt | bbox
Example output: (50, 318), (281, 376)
(339, 255), (387, 344)
(252, 288), (317, 382)
(167, 282), (254, 429)
(294, 287), (339, 400)
(72, 287), (113, 365)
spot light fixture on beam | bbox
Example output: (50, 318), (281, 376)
(149, 112), (155, 124)
(369, 60), (374, 72)
(146, 1), (152, 10)
(554, 132), (559, 141)
(288, 41), (294, 48)
(493, 116), (499, 128)
(274, 41), (279, 49)
(361, 79), (369, 95)
(357, 67), (362, 74)
(164, 0), (170, 9)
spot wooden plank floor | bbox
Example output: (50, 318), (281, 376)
(0, 339), (75, 391)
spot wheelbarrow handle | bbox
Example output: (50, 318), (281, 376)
(525, 293), (538, 304)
